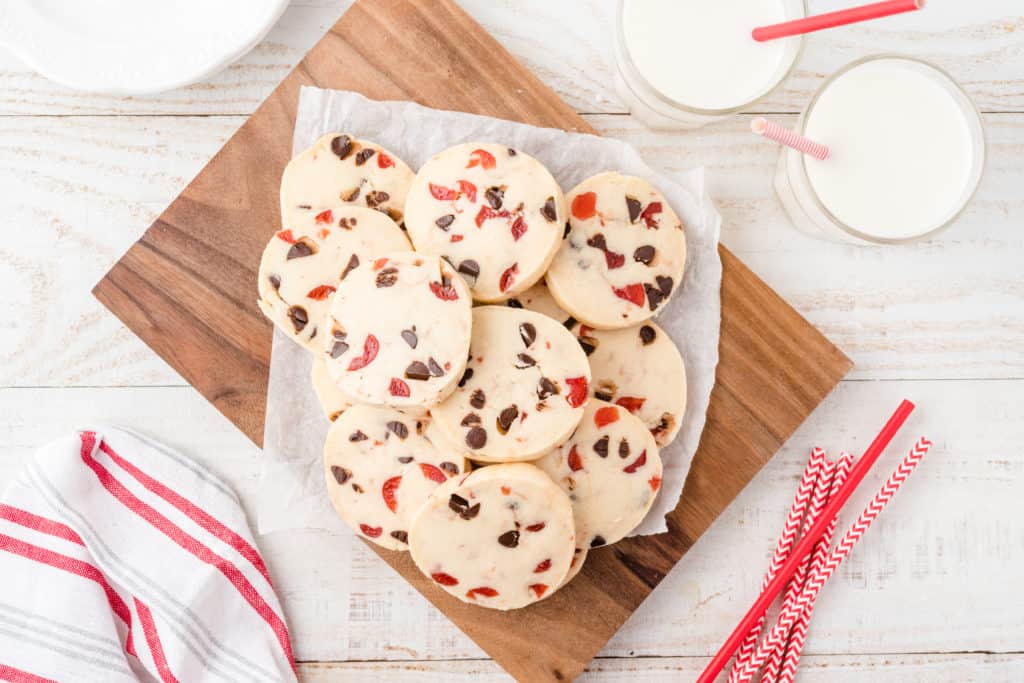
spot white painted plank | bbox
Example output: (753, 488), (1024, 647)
(0, 381), (1020, 662)
(0, 2), (1021, 115)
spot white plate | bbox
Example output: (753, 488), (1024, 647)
(0, 0), (289, 94)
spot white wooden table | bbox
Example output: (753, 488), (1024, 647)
(1, 1), (1022, 680)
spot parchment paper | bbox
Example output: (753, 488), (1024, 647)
(257, 87), (722, 538)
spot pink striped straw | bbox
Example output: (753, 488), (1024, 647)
(727, 449), (826, 682)
(729, 437), (932, 683)
(761, 461), (836, 683)
(778, 454), (855, 683)
(751, 117), (830, 161)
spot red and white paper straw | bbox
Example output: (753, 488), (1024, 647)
(751, 117), (830, 161)
(752, 0), (926, 42)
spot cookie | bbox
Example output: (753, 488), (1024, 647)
(558, 545), (588, 589)
(546, 172), (686, 328)
(404, 143), (566, 301)
(535, 400), (663, 547)
(257, 205), (412, 351)
(432, 306), (590, 462)
(513, 283), (687, 447)
(311, 355), (353, 422)
(280, 133), (415, 230)
(323, 252), (472, 407)
(324, 405), (469, 551)
(408, 463), (576, 610)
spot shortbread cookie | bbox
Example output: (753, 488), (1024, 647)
(324, 405), (469, 551)
(257, 205), (411, 351)
(432, 306), (590, 462)
(535, 400), (663, 547)
(311, 355), (353, 422)
(280, 133), (415, 230)
(409, 463), (576, 610)
(546, 172), (686, 328)
(404, 143), (565, 301)
(323, 252), (472, 407)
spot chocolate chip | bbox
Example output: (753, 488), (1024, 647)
(563, 222), (571, 239)
(428, 358), (445, 377)
(563, 316), (577, 330)
(498, 530), (520, 548)
(340, 254), (360, 280)
(449, 494), (480, 520)
(287, 238), (317, 260)
(657, 275), (673, 295)
(652, 413), (675, 440)
(496, 405), (519, 434)
(405, 361), (431, 381)
(618, 438), (630, 458)
(333, 328), (347, 340)
(330, 466), (351, 484)
(457, 259), (480, 284)
(287, 306), (308, 332)
(458, 368), (474, 387)
(586, 233), (608, 251)
(594, 435), (609, 458)
(355, 148), (375, 165)
(387, 421), (409, 439)
(331, 135), (353, 160)
(365, 190), (390, 208)
(594, 389), (613, 402)
(401, 329), (418, 348)
(352, 483), (364, 493)
(342, 186), (361, 202)
(519, 322), (536, 347)
(375, 267), (398, 288)
(470, 389), (486, 409)
(514, 353), (536, 369)
(465, 426), (487, 449)
(634, 245), (655, 265)
(644, 283), (665, 311)
(541, 196), (557, 222)
(330, 341), (349, 358)
(639, 325), (656, 345)
(416, 420), (425, 435)
(537, 377), (559, 399)
(439, 461), (460, 476)
(578, 336), (597, 356)
(485, 186), (504, 209)
(590, 535), (606, 548)
(507, 148), (517, 156)
(397, 456), (413, 464)
(626, 195), (642, 223)
(461, 413), (481, 426)
(349, 430), (367, 442)
(268, 274), (281, 290)
(390, 530), (408, 544)
(507, 298), (523, 309)
(436, 214), (455, 230)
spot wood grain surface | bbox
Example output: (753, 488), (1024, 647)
(91, 1), (850, 680)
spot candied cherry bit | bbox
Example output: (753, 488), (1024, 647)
(457, 180), (478, 203)
(450, 234), (464, 243)
(499, 263), (519, 293)
(613, 283), (646, 308)
(501, 486), (511, 495)
(382, 476), (402, 513)
(640, 201), (663, 228)
(466, 148), (496, 170)
(571, 192), (597, 220)
(510, 216), (527, 241)
(466, 586), (499, 599)
(615, 396), (646, 413)
(359, 524), (383, 538)
(431, 572), (459, 586)
(649, 475), (662, 491)
(373, 257), (389, 271)
(419, 463), (447, 484)
(594, 406), (620, 428)
(275, 229), (296, 244)
(306, 284), (336, 301)
(623, 449), (648, 474)
(429, 280), (460, 301)
(567, 445), (583, 472)
(315, 209), (334, 224)
(429, 183), (459, 201)
(347, 334), (380, 371)
(534, 559), (552, 573)
(389, 378), (411, 397)
(604, 250), (625, 269)
(565, 376), (589, 408)
(377, 151), (395, 169)
(529, 583), (549, 599)
(525, 522), (546, 532)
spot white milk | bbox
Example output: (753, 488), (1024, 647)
(616, 0), (803, 127)
(776, 56), (985, 243)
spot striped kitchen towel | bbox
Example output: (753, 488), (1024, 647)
(0, 427), (296, 683)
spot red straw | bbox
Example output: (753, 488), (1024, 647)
(753, 0), (925, 42)
(696, 399), (915, 683)
(751, 117), (830, 161)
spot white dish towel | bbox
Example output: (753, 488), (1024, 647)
(0, 427), (295, 683)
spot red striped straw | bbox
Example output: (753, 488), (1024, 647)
(751, 117), (830, 161)
(727, 449), (826, 682)
(752, 0), (926, 42)
(728, 437), (932, 683)
(778, 453), (855, 683)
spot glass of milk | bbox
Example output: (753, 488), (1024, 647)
(614, 0), (806, 129)
(775, 55), (986, 244)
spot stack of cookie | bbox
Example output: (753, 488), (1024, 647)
(257, 136), (688, 610)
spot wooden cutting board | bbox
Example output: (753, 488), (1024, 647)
(93, 1), (851, 680)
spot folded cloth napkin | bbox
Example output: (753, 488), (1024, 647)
(0, 427), (296, 683)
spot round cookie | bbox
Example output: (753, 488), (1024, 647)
(432, 306), (590, 462)
(513, 283), (687, 447)
(280, 133), (414, 230)
(404, 142), (566, 301)
(311, 355), (354, 422)
(323, 252), (472, 408)
(409, 463), (576, 610)
(257, 205), (412, 351)
(324, 405), (469, 551)
(535, 400), (663, 548)
(546, 172), (686, 328)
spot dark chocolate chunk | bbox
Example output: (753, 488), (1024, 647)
(390, 530), (408, 544)
(449, 493), (480, 520)
(656, 275), (673, 295)
(461, 413), (481, 426)
(365, 190), (390, 208)
(428, 358), (445, 377)
(498, 530), (520, 548)
(618, 438), (630, 458)
(387, 421), (409, 439)
(287, 238), (316, 260)
(465, 426), (487, 449)
(375, 267), (398, 288)
(541, 196), (557, 222)
(537, 377), (559, 399)
(507, 298), (523, 309)
(405, 361), (431, 381)
(594, 435), (610, 458)
(563, 221), (571, 239)
(330, 466), (351, 485)
(626, 195), (642, 223)
(397, 456), (414, 464)
(355, 148), (376, 165)
(586, 233), (608, 251)
(519, 322), (537, 347)
(435, 214), (455, 230)
(485, 186), (504, 210)
(507, 148), (517, 156)
(563, 316), (577, 330)
(401, 329), (418, 348)
(340, 254), (360, 280)
(439, 461), (460, 476)
(458, 368), (474, 387)
(470, 389), (486, 409)
(639, 325), (656, 345)
(594, 389), (613, 402)
(342, 186), (361, 202)
(496, 405), (519, 434)
(287, 306), (308, 332)
(590, 535), (606, 548)
(633, 245), (656, 265)
(330, 340), (349, 358)
(457, 259), (480, 284)
(331, 135), (353, 160)
(514, 353), (536, 369)
(644, 283), (665, 311)
(352, 483), (364, 493)
(578, 336), (597, 356)
(349, 430), (368, 442)
(268, 274), (281, 290)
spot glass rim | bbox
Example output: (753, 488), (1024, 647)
(614, 0), (808, 118)
(794, 53), (987, 245)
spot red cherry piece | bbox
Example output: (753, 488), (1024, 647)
(640, 201), (663, 228)
(431, 572), (459, 586)
(377, 152), (395, 169)
(565, 376), (589, 408)
(534, 559), (552, 573)
(382, 476), (401, 513)
(571, 192), (597, 220)
(306, 284), (336, 301)
(525, 522), (545, 532)
(457, 180), (477, 203)
(360, 524), (383, 538)
(529, 583), (549, 598)
(429, 281), (460, 301)
(466, 586), (499, 599)
(499, 263), (519, 293)
(429, 183), (459, 201)
(649, 475), (662, 491)
(373, 257), (389, 270)
(613, 283), (646, 307)
(567, 445), (583, 472)
(501, 486), (511, 495)
(347, 334), (380, 371)
(614, 396), (646, 414)
(318, 228), (331, 239)
(419, 463), (447, 483)
(466, 148), (496, 170)
(604, 250), (625, 269)
(594, 406), (620, 428)
(510, 216), (527, 241)
(315, 209), (334, 224)
(450, 234), (464, 242)
(389, 378), (411, 397)
(275, 229), (296, 244)
(623, 449), (648, 474)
